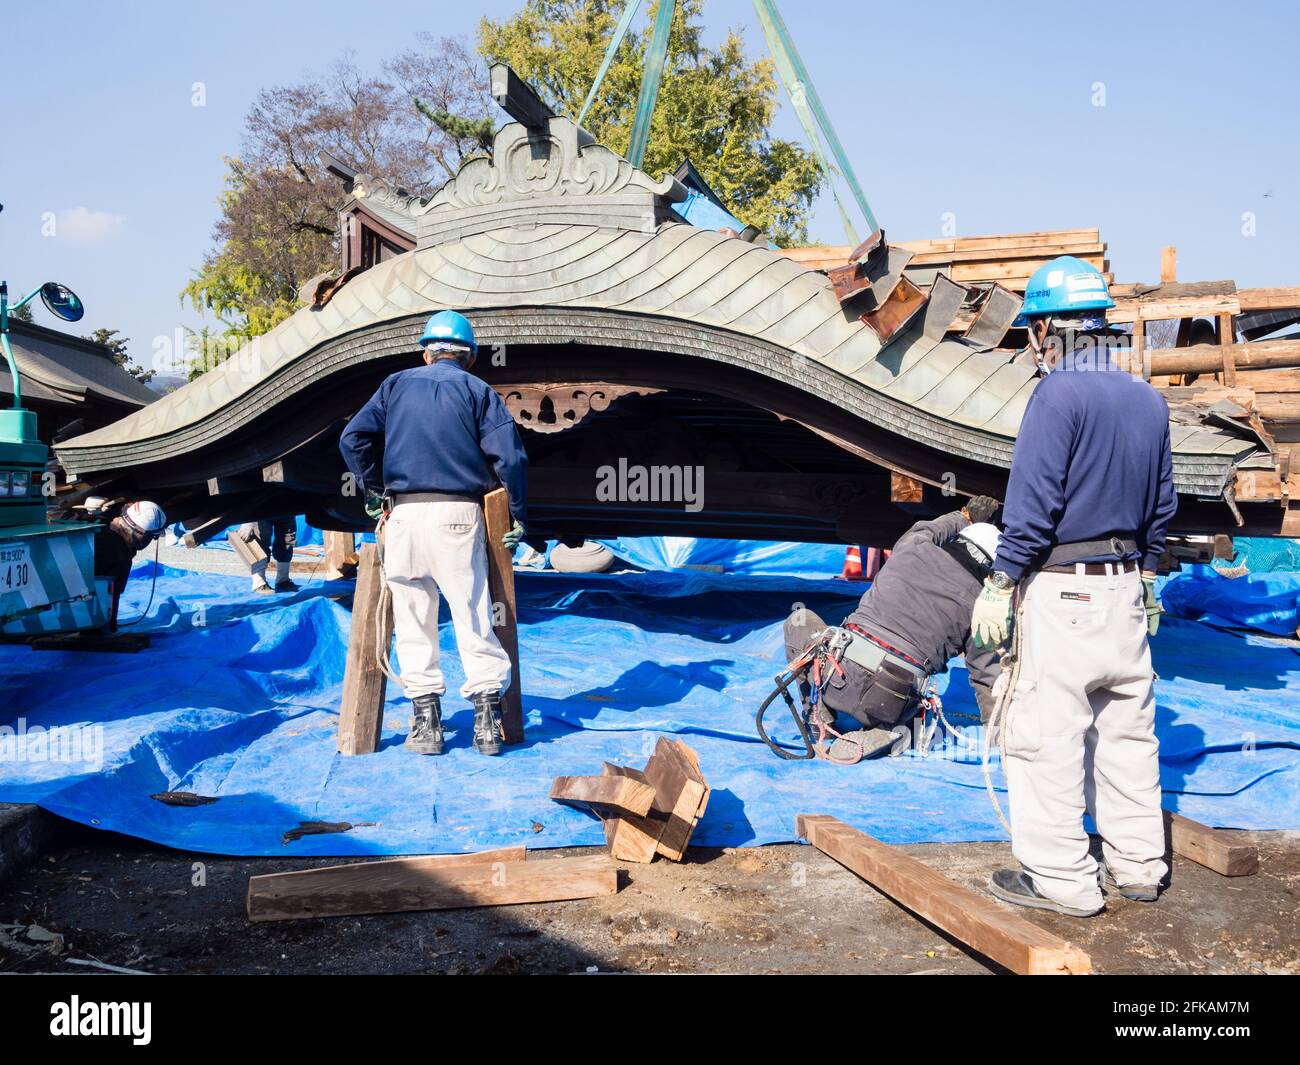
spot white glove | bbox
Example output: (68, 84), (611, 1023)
(971, 578), (1014, 651)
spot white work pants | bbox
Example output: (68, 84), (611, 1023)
(383, 500), (511, 699)
(1004, 564), (1168, 911)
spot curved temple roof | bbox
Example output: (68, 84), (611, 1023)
(58, 116), (1261, 500)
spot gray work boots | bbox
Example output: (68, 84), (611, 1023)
(405, 693), (444, 756)
(472, 690), (504, 756)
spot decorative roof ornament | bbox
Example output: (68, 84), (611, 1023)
(416, 65), (686, 248)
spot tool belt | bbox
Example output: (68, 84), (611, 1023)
(825, 626), (925, 727)
(756, 625), (928, 763)
(1040, 536), (1137, 570)
(392, 491), (484, 506)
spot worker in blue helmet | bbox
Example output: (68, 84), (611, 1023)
(971, 256), (1176, 917)
(339, 310), (528, 757)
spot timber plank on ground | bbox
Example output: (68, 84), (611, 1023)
(797, 815), (1092, 975)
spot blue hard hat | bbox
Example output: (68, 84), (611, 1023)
(1012, 256), (1115, 327)
(419, 310), (477, 354)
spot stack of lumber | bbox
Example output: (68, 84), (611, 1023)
(779, 229), (1109, 291)
(550, 737), (709, 863)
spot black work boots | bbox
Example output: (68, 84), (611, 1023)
(405, 693), (444, 756)
(405, 691), (504, 755)
(471, 690), (504, 756)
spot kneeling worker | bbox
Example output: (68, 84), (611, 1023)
(781, 496), (1002, 754)
(92, 499), (168, 630)
(340, 311), (527, 757)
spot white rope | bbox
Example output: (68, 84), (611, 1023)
(981, 591), (1025, 837)
(371, 512), (406, 693)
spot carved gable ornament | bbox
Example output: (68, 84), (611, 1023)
(416, 116), (687, 248)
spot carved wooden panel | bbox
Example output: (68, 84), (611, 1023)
(499, 382), (663, 434)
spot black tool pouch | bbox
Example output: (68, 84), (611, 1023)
(858, 661), (919, 726)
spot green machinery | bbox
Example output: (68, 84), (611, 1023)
(0, 276), (112, 635)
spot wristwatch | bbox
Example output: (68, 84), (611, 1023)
(988, 570), (1017, 591)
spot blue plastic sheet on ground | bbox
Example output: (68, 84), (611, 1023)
(1160, 564), (1300, 636)
(0, 556), (1297, 856)
(598, 536), (846, 578)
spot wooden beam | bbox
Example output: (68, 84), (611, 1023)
(1166, 811), (1258, 877)
(489, 62), (554, 129)
(336, 541), (393, 756)
(482, 487), (524, 745)
(323, 530), (357, 581)
(644, 738), (709, 861)
(550, 774), (656, 817)
(600, 764), (665, 863)
(207, 473), (263, 496)
(797, 815), (1092, 975)
(247, 850), (618, 921)
(1237, 286), (1300, 312)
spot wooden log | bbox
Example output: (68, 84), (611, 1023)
(550, 774), (656, 817)
(482, 487), (524, 745)
(336, 542), (393, 756)
(797, 815), (1092, 975)
(644, 738), (709, 861)
(1146, 339), (1300, 377)
(1165, 811), (1258, 877)
(247, 849), (619, 921)
(600, 764), (665, 863)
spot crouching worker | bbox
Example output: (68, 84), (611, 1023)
(776, 497), (1002, 760)
(339, 310), (528, 757)
(92, 500), (167, 630)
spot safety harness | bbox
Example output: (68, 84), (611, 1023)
(756, 626), (927, 765)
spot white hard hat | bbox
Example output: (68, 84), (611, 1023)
(122, 500), (167, 536)
(957, 522), (1000, 567)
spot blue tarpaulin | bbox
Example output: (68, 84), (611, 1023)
(0, 541), (1297, 856)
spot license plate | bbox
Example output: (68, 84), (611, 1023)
(0, 543), (33, 592)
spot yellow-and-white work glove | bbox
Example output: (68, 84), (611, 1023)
(1141, 573), (1162, 637)
(971, 576), (1015, 651)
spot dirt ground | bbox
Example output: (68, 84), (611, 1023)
(1, 822), (1296, 975)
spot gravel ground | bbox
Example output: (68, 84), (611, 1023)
(1, 821), (1295, 975)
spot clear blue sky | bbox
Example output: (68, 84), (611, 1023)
(3, 0), (1295, 370)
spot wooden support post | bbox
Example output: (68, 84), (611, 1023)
(482, 487), (523, 745)
(1160, 245), (1177, 283)
(1132, 316), (1147, 379)
(336, 542), (393, 756)
(1166, 810), (1258, 876)
(798, 815), (1092, 975)
(324, 530), (357, 581)
(1218, 313), (1238, 386)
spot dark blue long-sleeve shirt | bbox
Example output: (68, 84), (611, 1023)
(994, 347), (1177, 580)
(339, 360), (528, 523)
